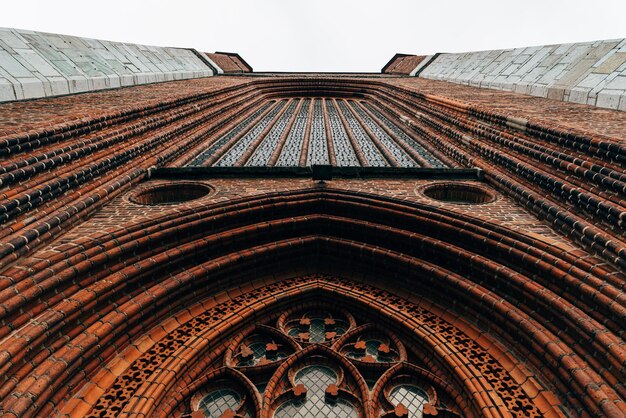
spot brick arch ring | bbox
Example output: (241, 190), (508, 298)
(0, 188), (623, 417)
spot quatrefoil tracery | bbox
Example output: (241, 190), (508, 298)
(190, 307), (462, 418)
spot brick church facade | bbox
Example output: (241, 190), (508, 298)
(0, 29), (624, 417)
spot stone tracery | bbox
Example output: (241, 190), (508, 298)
(83, 275), (546, 417)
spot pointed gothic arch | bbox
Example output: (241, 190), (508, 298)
(1, 187), (623, 417)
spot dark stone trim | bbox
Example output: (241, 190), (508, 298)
(151, 166), (483, 180)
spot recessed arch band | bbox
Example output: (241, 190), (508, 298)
(1, 189), (623, 417)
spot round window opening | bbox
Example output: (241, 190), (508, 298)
(131, 183), (211, 205)
(422, 183), (495, 205)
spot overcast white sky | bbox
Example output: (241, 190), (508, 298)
(1, 0), (625, 72)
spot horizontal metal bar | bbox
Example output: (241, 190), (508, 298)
(151, 165), (483, 180)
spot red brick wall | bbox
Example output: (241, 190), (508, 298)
(0, 74), (624, 417)
(206, 52), (252, 73)
(382, 54), (427, 74)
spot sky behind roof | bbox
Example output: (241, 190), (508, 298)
(2, 0), (625, 72)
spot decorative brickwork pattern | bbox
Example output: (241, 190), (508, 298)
(1, 75), (624, 271)
(88, 276), (539, 417)
(0, 67), (624, 418)
(0, 182), (622, 416)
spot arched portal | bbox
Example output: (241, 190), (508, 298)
(0, 186), (616, 417)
